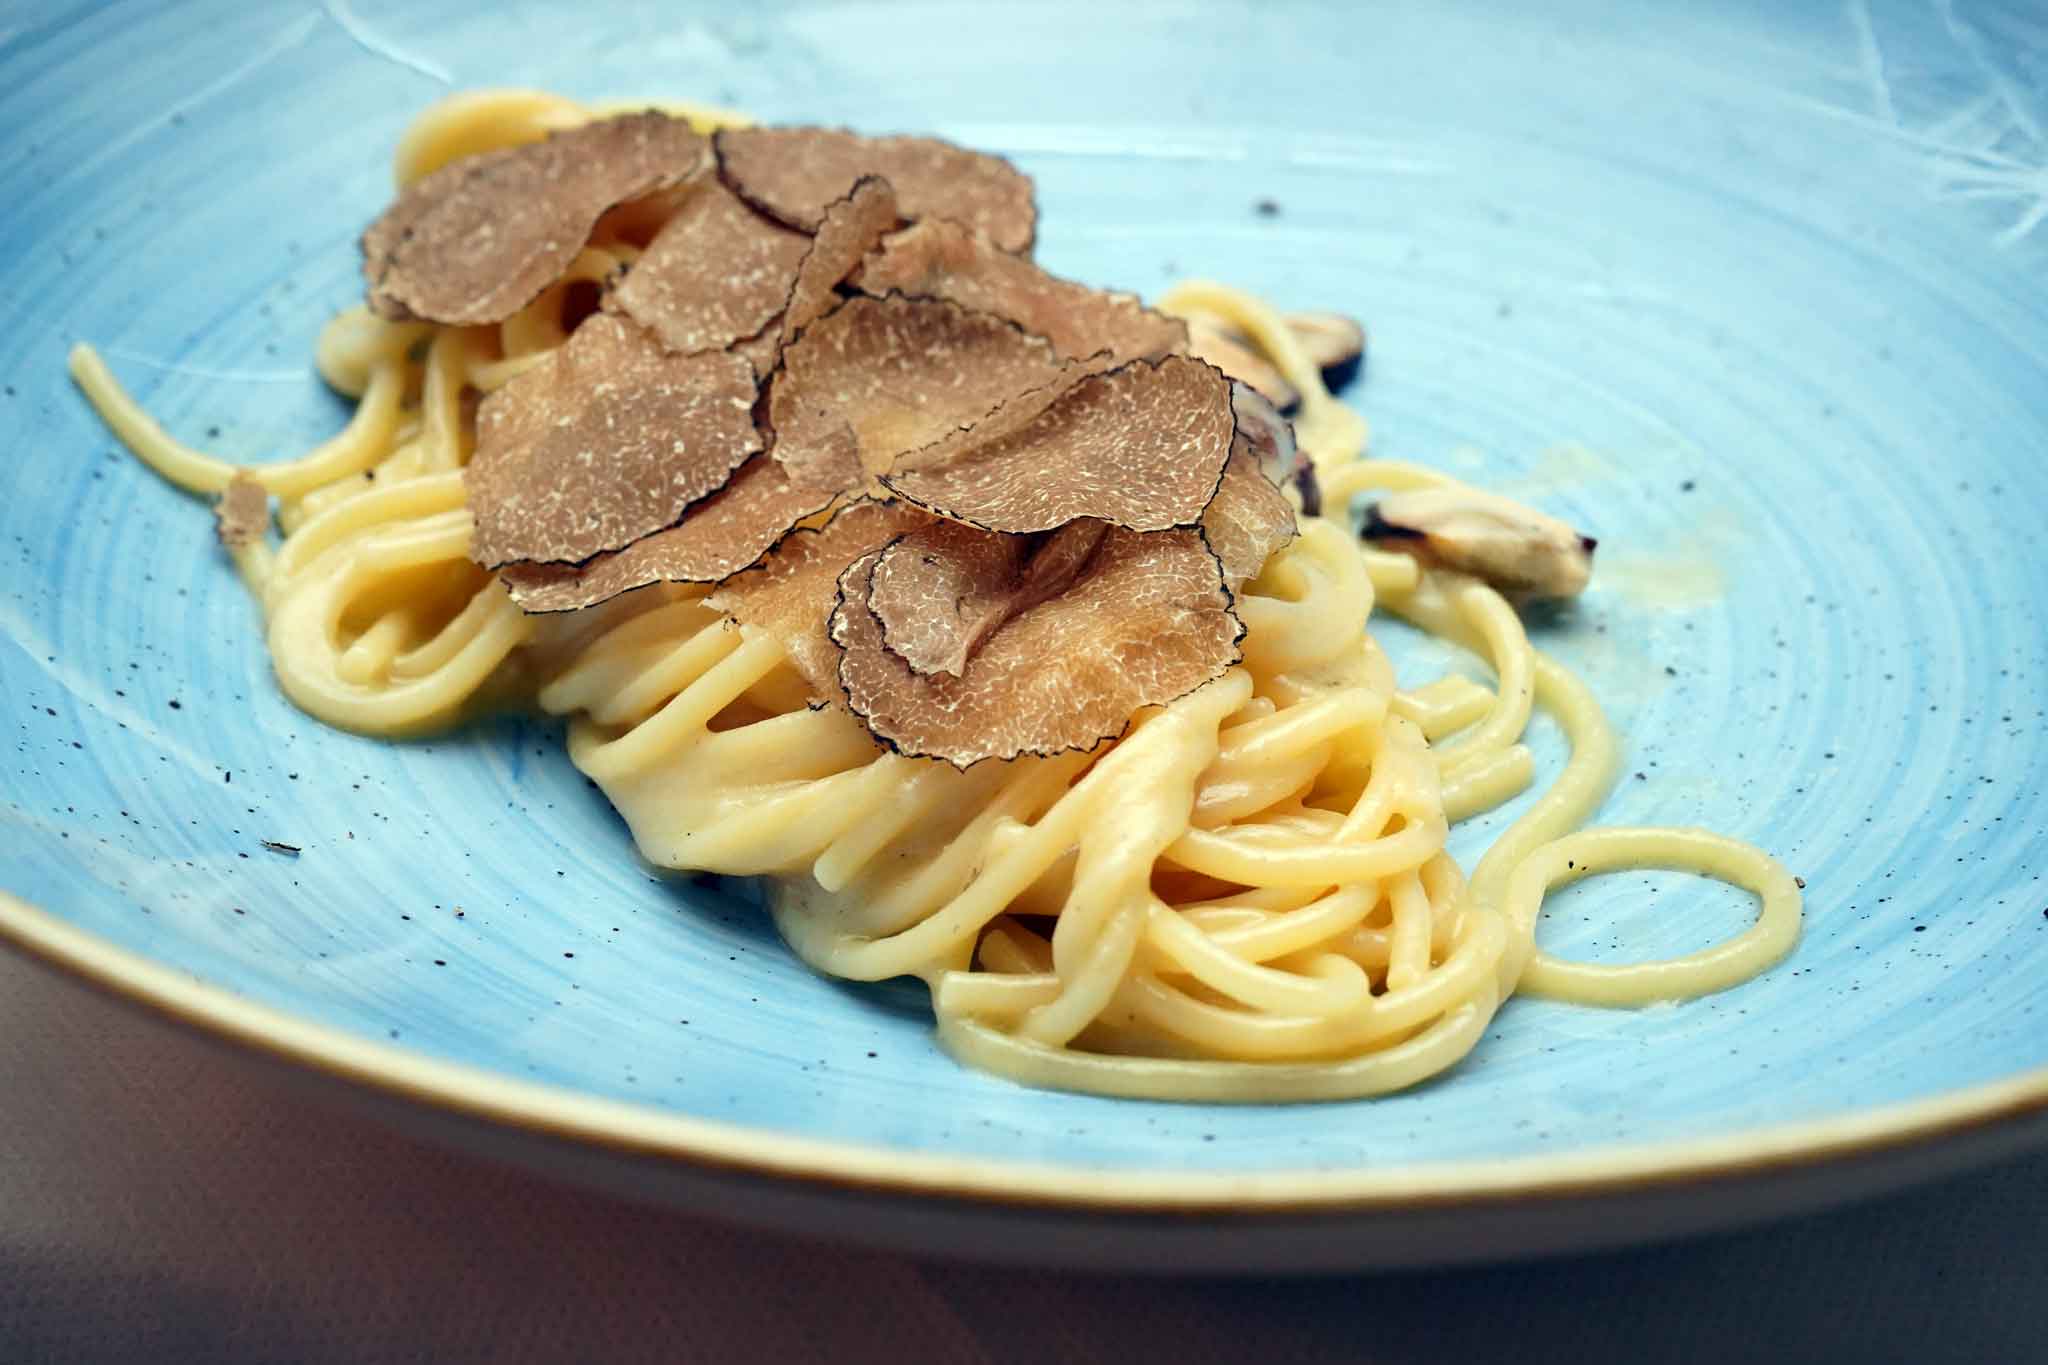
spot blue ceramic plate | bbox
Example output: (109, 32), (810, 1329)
(4, 0), (2046, 1270)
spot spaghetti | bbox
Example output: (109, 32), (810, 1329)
(69, 90), (1800, 1101)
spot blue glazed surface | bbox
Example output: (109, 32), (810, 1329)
(3, 0), (2045, 1174)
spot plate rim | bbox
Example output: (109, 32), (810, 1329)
(6, 888), (2046, 1213)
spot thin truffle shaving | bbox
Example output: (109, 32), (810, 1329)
(868, 518), (1109, 678)
(879, 354), (1236, 533)
(1201, 446), (1297, 588)
(467, 315), (762, 567)
(706, 498), (935, 697)
(606, 178), (811, 356)
(715, 126), (1035, 253)
(780, 176), (901, 352)
(499, 452), (831, 612)
(214, 474), (270, 548)
(364, 111), (707, 325)
(854, 218), (1186, 362)
(768, 294), (1066, 496)
(832, 527), (1241, 766)
(730, 318), (785, 381)
(872, 350), (1120, 500)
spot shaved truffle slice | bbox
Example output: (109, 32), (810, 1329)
(1202, 448), (1297, 588)
(364, 111), (708, 325)
(705, 498), (934, 697)
(1199, 384), (1299, 586)
(499, 453), (832, 612)
(880, 354), (1235, 534)
(768, 294), (1065, 496)
(832, 526), (1241, 767)
(869, 518), (1107, 678)
(780, 176), (901, 351)
(854, 219), (1185, 362)
(606, 179), (811, 355)
(715, 126), (1035, 253)
(872, 349), (1117, 497)
(213, 474), (269, 548)
(730, 319), (784, 381)
(467, 315), (762, 568)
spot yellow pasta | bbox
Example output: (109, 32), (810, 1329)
(68, 89), (1802, 1102)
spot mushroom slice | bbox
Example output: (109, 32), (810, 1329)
(705, 498), (935, 698)
(1226, 379), (1318, 517)
(606, 178), (811, 355)
(466, 315), (762, 568)
(1362, 487), (1595, 597)
(832, 524), (1241, 767)
(852, 217), (1185, 362)
(715, 126), (1035, 253)
(1185, 318), (1297, 411)
(1286, 310), (1367, 389)
(767, 294), (1065, 496)
(499, 452), (833, 613)
(363, 111), (708, 325)
(879, 354), (1235, 534)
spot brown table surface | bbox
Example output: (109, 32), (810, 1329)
(5, 946), (2044, 1364)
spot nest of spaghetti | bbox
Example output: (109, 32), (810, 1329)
(334, 100), (1546, 1101)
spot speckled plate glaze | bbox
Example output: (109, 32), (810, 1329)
(4, 0), (2047, 1271)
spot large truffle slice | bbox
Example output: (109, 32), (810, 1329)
(499, 452), (832, 613)
(879, 354), (1236, 534)
(768, 294), (1065, 496)
(606, 179), (811, 355)
(873, 349), (1117, 490)
(853, 218), (1185, 362)
(467, 315), (762, 568)
(363, 111), (708, 326)
(715, 126), (1035, 253)
(780, 176), (901, 352)
(705, 498), (934, 697)
(868, 517), (1108, 678)
(832, 525), (1241, 767)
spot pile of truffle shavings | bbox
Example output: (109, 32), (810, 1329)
(358, 111), (1304, 767)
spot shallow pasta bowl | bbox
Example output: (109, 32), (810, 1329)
(4, 0), (2047, 1270)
